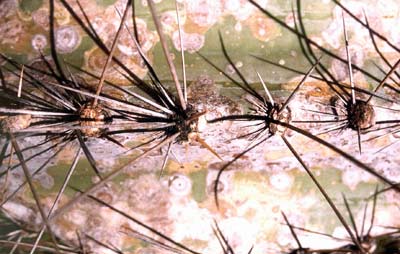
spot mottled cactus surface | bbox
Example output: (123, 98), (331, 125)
(0, 0), (400, 254)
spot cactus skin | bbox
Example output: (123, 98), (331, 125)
(1, 0), (400, 253)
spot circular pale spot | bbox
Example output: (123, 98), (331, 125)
(225, 64), (235, 75)
(31, 34), (47, 51)
(236, 61), (243, 68)
(269, 172), (293, 192)
(168, 174), (192, 196)
(172, 31), (205, 53)
(55, 26), (81, 54)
